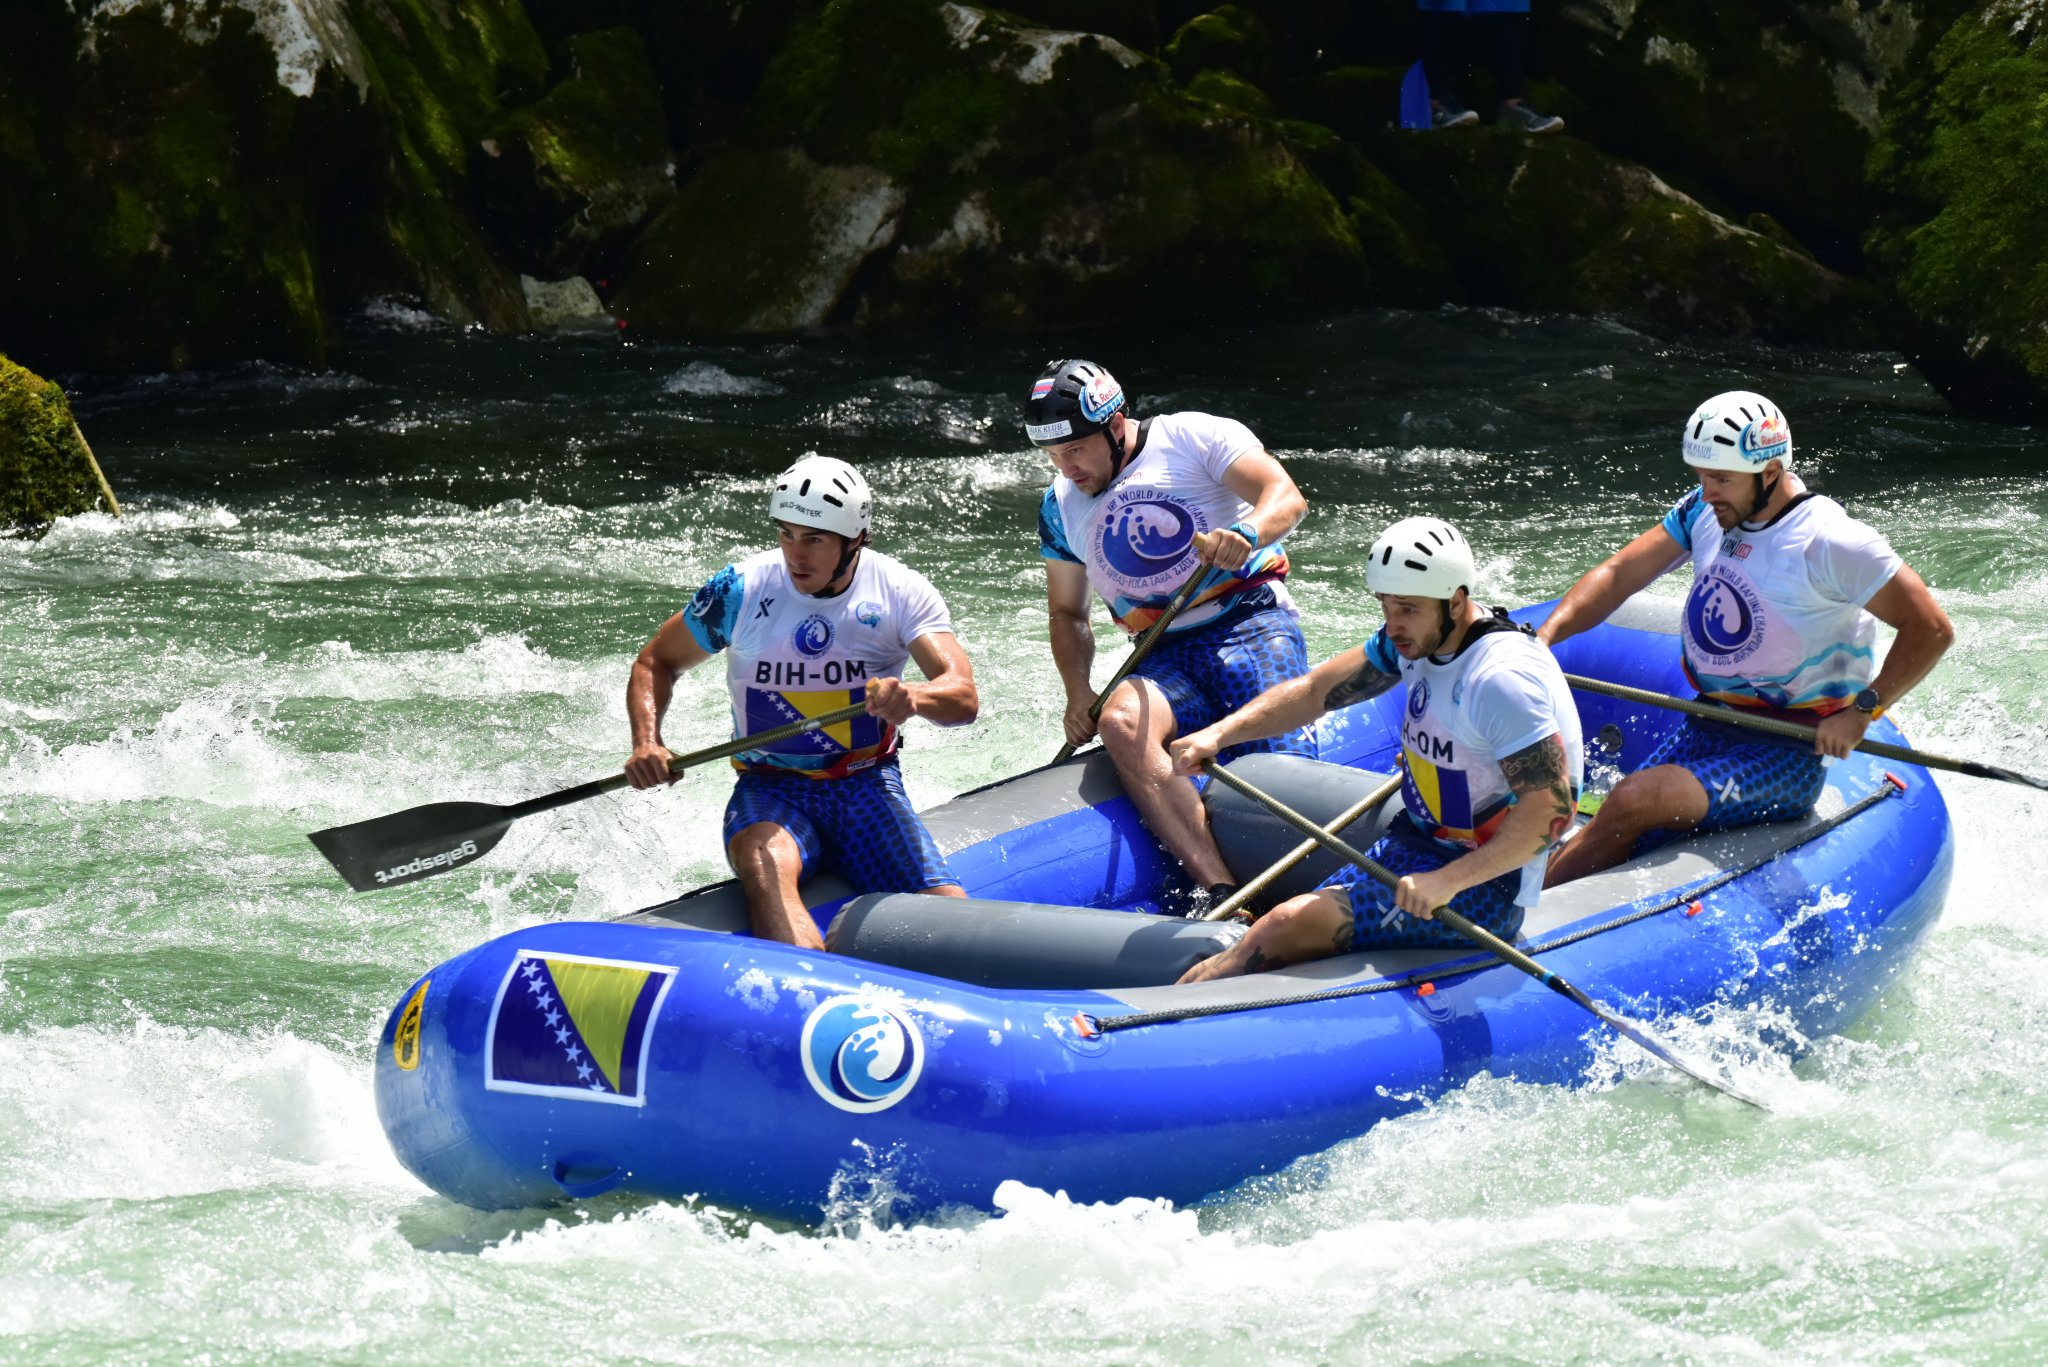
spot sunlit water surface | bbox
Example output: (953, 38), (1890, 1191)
(3, 310), (2045, 1364)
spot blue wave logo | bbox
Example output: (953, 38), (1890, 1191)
(1409, 679), (1431, 719)
(854, 600), (884, 629)
(793, 614), (834, 657)
(1686, 575), (1755, 656)
(800, 996), (925, 1113)
(1098, 499), (1196, 581)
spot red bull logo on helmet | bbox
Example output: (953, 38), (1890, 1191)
(1080, 372), (1123, 424)
(1740, 413), (1789, 464)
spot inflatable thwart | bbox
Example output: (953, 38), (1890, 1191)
(374, 598), (1954, 1222)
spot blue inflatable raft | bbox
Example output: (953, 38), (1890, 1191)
(375, 598), (1954, 1221)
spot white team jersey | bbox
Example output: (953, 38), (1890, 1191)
(1663, 489), (1902, 713)
(682, 548), (953, 777)
(1365, 615), (1584, 907)
(1038, 411), (1294, 635)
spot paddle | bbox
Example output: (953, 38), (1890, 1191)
(1563, 674), (2048, 792)
(1203, 772), (1406, 922)
(1053, 568), (1209, 763)
(1201, 761), (1769, 1109)
(308, 702), (869, 892)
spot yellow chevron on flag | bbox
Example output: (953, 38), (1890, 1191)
(549, 958), (656, 1093)
(783, 688), (861, 748)
(1403, 744), (1443, 822)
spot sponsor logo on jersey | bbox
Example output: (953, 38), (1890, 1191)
(1095, 490), (1201, 589)
(1408, 679), (1431, 720)
(793, 614), (834, 657)
(800, 995), (925, 1113)
(854, 600), (884, 628)
(485, 950), (676, 1107)
(1685, 567), (1766, 666)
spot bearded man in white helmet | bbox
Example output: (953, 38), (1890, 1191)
(1169, 517), (1582, 981)
(624, 455), (980, 949)
(1541, 391), (1954, 886)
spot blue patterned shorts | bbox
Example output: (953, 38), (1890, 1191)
(1136, 604), (1319, 761)
(1636, 714), (1827, 841)
(722, 759), (959, 893)
(1322, 815), (1526, 952)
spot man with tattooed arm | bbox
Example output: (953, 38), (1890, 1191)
(1169, 517), (1582, 980)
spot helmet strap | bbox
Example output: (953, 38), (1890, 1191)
(1746, 468), (1781, 522)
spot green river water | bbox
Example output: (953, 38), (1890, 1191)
(2, 306), (2046, 1364)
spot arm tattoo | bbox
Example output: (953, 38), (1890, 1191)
(1323, 660), (1398, 712)
(1500, 734), (1576, 849)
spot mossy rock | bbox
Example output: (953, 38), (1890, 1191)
(1866, 1), (2048, 414)
(1166, 6), (1275, 86)
(1544, 0), (1968, 270)
(0, 355), (104, 533)
(620, 0), (1397, 334)
(1366, 129), (1881, 343)
(473, 27), (675, 276)
(986, 0), (1160, 52)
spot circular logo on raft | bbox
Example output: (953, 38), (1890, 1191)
(801, 996), (926, 1113)
(1095, 491), (1201, 588)
(793, 614), (834, 657)
(1408, 679), (1431, 720)
(393, 978), (430, 1071)
(1685, 569), (1765, 665)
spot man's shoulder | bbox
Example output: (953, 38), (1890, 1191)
(863, 548), (942, 596)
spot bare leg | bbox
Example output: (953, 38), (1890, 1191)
(727, 821), (826, 951)
(925, 884), (967, 898)
(1096, 677), (1234, 887)
(1545, 764), (1709, 887)
(1179, 889), (1353, 983)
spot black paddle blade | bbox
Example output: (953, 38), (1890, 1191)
(308, 802), (514, 892)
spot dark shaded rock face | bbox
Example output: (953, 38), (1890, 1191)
(1366, 130), (1884, 345)
(0, 356), (104, 532)
(1868, 1), (2048, 414)
(615, 0), (1389, 335)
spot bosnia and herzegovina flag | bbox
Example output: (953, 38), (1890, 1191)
(486, 951), (676, 1107)
(1401, 746), (1509, 847)
(737, 686), (890, 777)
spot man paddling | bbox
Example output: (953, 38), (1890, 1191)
(1169, 517), (1581, 980)
(625, 455), (980, 949)
(1027, 358), (1316, 915)
(1541, 390), (1954, 886)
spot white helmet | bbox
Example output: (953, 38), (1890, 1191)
(769, 454), (871, 539)
(1682, 391), (1793, 473)
(1367, 516), (1474, 599)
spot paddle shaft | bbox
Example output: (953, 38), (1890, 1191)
(1563, 674), (2048, 791)
(1203, 773), (1405, 921)
(1200, 761), (1767, 1108)
(1053, 569), (1210, 764)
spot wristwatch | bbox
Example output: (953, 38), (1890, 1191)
(1852, 686), (1884, 717)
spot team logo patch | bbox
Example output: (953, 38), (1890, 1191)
(1408, 679), (1431, 720)
(486, 950), (676, 1107)
(1031, 378), (1055, 399)
(1027, 419), (1074, 443)
(1096, 490), (1200, 588)
(855, 600), (884, 628)
(1740, 414), (1789, 464)
(800, 995), (925, 1113)
(1685, 568), (1766, 666)
(393, 978), (429, 1072)
(793, 614), (834, 657)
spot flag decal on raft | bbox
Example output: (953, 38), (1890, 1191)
(485, 950), (677, 1107)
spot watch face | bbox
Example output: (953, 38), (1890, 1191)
(1854, 687), (1881, 714)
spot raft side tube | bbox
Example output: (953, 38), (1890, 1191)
(826, 895), (1244, 988)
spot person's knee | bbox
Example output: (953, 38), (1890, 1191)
(1095, 689), (1160, 759)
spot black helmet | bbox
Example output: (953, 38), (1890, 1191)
(1023, 358), (1126, 448)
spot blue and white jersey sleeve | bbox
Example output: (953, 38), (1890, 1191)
(1362, 626), (1401, 677)
(682, 564), (746, 653)
(1468, 661), (1569, 765)
(887, 563), (956, 651)
(1807, 518), (1902, 607)
(1037, 487), (1082, 564)
(1660, 487), (1706, 552)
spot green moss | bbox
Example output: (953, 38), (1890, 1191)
(1165, 6), (1273, 87)
(1866, 4), (2048, 405)
(1185, 69), (1273, 116)
(0, 355), (102, 533)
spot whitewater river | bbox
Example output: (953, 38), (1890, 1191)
(3, 308), (2045, 1364)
